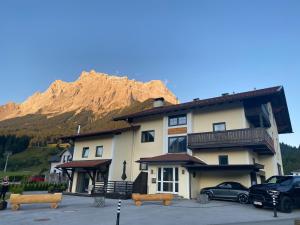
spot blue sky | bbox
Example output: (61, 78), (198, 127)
(0, 0), (299, 146)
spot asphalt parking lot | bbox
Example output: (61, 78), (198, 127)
(1, 194), (299, 225)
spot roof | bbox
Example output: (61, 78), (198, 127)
(137, 153), (206, 165)
(114, 86), (292, 134)
(56, 159), (111, 169)
(185, 163), (264, 171)
(49, 155), (61, 163)
(60, 125), (140, 140)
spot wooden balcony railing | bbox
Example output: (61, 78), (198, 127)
(188, 128), (275, 154)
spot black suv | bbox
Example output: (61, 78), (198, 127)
(249, 176), (300, 213)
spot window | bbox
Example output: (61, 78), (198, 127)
(218, 183), (232, 189)
(168, 115), (187, 127)
(141, 130), (155, 143)
(95, 146), (103, 157)
(168, 136), (187, 153)
(139, 163), (148, 171)
(213, 122), (226, 132)
(219, 155), (228, 165)
(157, 167), (179, 193)
(82, 147), (89, 158)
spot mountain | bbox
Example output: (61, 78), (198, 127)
(0, 71), (178, 144)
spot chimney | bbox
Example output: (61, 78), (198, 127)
(222, 93), (229, 96)
(153, 97), (165, 108)
(77, 125), (81, 134)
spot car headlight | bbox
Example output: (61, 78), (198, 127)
(267, 190), (280, 196)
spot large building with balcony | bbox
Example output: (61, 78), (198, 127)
(57, 86), (292, 199)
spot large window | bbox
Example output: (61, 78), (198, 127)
(157, 167), (179, 193)
(82, 147), (89, 158)
(168, 136), (187, 153)
(141, 130), (155, 143)
(213, 122), (226, 132)
(219, 155), (228, 165)
(168, 114), (187, 127)
(95, 146), (103, 157)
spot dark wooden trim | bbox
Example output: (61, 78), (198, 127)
(168, 127), (187, 135)
(188, 128), (275, 154)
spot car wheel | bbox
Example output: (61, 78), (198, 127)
(253, 204), (263, 209)
(204, 191), (213, 200)
(238, 194), (249, 204)
(279, 196), (293, 213)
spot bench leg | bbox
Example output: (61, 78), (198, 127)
(11, 204), (20, 211)
(135, 201), (142, 207)
(163, 200), (171, 206)
(50, 203), (58, 209)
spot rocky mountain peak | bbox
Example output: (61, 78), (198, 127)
(0, 71), (178, 121)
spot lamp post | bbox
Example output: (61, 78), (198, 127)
(116, 161), (127, 225)
(3, 151), (12, 173)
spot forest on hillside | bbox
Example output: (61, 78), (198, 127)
(0, 135), (31, 169)
(280, 142), (300, 174)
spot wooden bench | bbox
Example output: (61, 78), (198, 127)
(9, 193), (62, 210)
(132, 193), (173, 206)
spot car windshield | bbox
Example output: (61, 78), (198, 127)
(266, 176), (293, 185)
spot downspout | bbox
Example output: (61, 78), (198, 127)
(129, 120), (135, 181)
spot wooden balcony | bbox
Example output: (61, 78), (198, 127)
(188, 128), (275, 154)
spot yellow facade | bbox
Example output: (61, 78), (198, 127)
(68, 100), (285, 198)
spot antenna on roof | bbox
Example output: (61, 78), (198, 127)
(77, 125), (81, 135)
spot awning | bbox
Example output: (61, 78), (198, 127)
(137, 153), (206, 165)
(56, 159), (111, 169)
(186, 163), (264, 172)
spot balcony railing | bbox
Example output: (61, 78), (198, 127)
(188, 128), (275, 154)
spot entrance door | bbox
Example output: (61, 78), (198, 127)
(157, 167), (179, 194)
(76, 172), (90, 193)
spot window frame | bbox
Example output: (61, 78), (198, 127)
(95, 146), (104, 157)
(218, 155), (229, 165)
(168, 136), (187, 153)
(157, 167), (179, 193)
(213, 122), (226, 132)
(82, 147), (90, 158)
(168, 114), (187, 127)
(141, 130), (155, 143)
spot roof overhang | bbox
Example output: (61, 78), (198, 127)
(114, 86), (292, 134)
(56, 159), (111, 170)
(137, 153), (206, 165)
(186, 163), (264, 172)
(60, 125), (140, 141)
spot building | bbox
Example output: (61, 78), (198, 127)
(49, 148), (73, 174)
(57, 86), (292, 199)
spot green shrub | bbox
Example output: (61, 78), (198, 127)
(48, 185), (54, 193)
(10, 185), (24, 194)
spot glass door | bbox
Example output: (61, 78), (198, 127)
(157, 167), (179, 193)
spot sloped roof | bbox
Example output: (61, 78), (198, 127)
(61, 126), (140, 141)
(114, 86), (292, 134)
(56, 159), (111, 169)
(137, 153), (206, 165)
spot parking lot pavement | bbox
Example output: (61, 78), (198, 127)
(1, 195), (299, 225)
